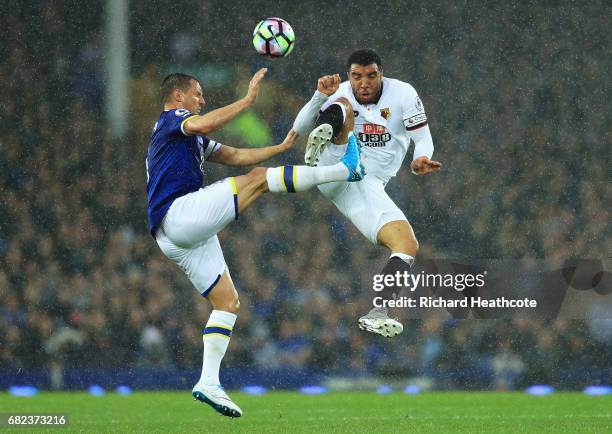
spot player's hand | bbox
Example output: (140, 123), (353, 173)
(411, 156), (442, 175)
(317, 74), (341, 96)
(279, 129), (298, 151)
(246, 68), (268, 105)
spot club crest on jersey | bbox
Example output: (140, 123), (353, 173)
(380, 107), (391, 119)
(175, 109), (191, 118)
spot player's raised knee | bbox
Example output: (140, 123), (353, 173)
(332, 98), (354, 143)
(334, 97), (354, 119)
(315, 98), (354, 145)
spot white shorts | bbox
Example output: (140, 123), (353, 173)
(318, 145), (407, 244)
(155, 177), (238, 296)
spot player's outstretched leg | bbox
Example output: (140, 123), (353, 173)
(192, 273), (243, 418)
(268, 131), (364, 191)
(230, 132), (365, 213)
(358, 221), (419, 337)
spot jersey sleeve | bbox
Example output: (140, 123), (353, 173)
(292, 91), (329, 136)
(401, 85), (428, 131)
(201, 137), (222, 160)
(165, 109), (197, 137)
(400, 83), (434, 161)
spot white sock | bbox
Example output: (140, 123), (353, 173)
(266, 164), (348, 192)
(390, 252), (415, 267)
(199, 310), (237, 386)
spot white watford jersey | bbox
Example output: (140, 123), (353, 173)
(321, 77), (430, 181)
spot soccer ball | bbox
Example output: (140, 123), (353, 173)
(252, 17), (295, 58)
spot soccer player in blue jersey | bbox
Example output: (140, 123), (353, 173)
(146, 68), (364, 418)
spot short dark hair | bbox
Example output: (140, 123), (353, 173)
(160, 73), (199, 102)
(346, 49), (382, 71)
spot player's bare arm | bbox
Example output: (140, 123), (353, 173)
(208, 130), (298, 166)
(183, 68), (268, 135)
(411, 156), (442, 175)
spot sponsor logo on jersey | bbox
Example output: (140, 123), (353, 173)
(359, 123), (392, 148)
(380, 107), (391, 119)
(363, 124), (386, 134)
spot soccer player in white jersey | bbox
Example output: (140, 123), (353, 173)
(293, 49), (442, 338)
(147, 68), (364, 417)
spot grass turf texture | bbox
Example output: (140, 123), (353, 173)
(1, 391), (610, 433)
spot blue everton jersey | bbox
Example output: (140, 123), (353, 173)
(146, 109), (220, 236)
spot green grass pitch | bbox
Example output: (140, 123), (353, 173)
(1, 391), (610, 433)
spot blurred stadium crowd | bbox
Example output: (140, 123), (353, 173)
(1, 1), (610, 389)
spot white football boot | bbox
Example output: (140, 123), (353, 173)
(304, 123), (333, 166)
(192, 383), (242, 418)
(358, 306), (403, 337)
